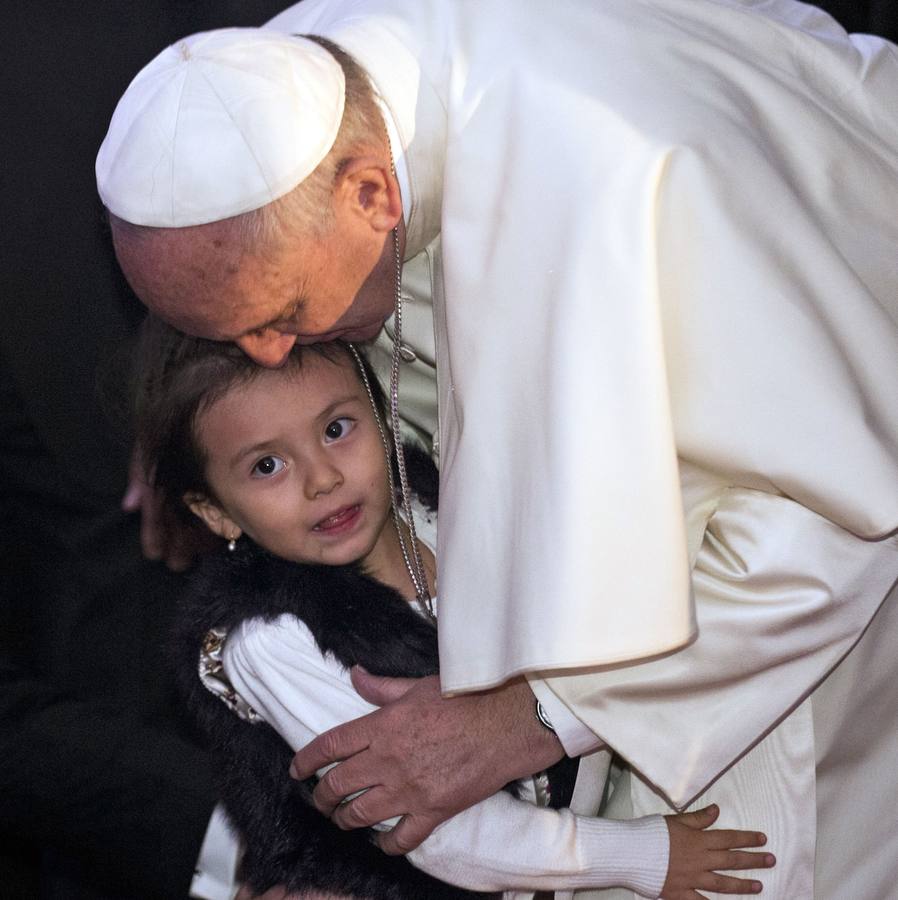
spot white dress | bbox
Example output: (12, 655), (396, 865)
(263, 2), (898, 896)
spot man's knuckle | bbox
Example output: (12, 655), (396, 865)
(318, 729), (344, 758)
(335, 802), (363, 830)
(318, 766), (345, 798)
(393, 835), (416, 854)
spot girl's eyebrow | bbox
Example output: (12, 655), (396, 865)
(227, 393), (364, 468)
(229, 439), (278, 469)
(314, 394), (365, 423)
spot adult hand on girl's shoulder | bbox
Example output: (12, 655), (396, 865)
(662, 805), (775, 899)
(122, 445), (216, 570)
(289, 670), (564, 853)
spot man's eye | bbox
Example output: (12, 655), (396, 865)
(324, 417), (355, 442)
(251, 456), (286, 478)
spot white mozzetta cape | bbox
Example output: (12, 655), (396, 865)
(267, 0), (898, 694)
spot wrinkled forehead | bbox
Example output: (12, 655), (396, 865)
(111, 217), (259, 338)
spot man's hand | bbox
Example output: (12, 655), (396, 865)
(123, 448), (214, 570)
(290, 670), (564, 854)
(662, 805), (775, 899)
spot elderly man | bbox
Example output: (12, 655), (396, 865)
(97, 0), (898, 896)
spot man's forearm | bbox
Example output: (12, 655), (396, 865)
(532, 489), (898, 806)
(290, 672), (564, 852)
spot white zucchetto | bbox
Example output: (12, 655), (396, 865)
(96, 28), (345, 228)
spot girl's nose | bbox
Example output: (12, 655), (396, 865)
(304, 455), (343, 500)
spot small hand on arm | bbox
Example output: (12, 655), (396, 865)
(662, 805), (775, 899)
(289, 669), (564, 853)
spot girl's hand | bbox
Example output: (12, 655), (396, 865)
(662, 804), (775, 899)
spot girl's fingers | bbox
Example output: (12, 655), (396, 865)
(676, 804), (720, 830)
(697, 872), (764, 894)
(709, 849), (777, 871)
(706, 828), (767, 849)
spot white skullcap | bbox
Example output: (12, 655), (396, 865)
(96, 28), (345, 227)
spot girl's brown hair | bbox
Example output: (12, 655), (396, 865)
(133, 315), (385, 524)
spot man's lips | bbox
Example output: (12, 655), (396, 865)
(312, 504), (362, 534)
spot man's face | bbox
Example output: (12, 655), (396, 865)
(114, 215), (399, 367)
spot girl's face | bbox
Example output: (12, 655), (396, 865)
(190, 353), (393, 570)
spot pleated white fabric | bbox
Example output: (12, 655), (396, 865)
(269, 0), (898, 690)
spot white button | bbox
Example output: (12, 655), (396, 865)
(399, 344), (417, 363)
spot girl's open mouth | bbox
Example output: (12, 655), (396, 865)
(313, 505), (362, 534)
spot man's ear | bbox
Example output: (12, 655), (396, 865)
(184, 492), (242, 542)
(334, 156), (403, 233)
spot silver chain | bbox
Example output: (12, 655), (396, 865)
(385, 226), (435, 620)
(347, 339), (434, 622)
(344, 114), (434, 619)
(345, 131), (435, 621)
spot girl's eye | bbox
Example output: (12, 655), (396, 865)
(251, 455), (286, 478)
(324, 417), (355, 442)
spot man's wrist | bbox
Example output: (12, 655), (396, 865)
(495, 680), (564, 776)
(528, 678), (605, 757)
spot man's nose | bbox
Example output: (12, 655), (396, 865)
(304, 454), (343, 500)
(235, 330), (297, 367)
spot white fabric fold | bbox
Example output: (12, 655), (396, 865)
(268, 0), (898, 690)
(540, 486), (898, 808)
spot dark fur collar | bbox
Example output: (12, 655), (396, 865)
(173, 542), (492, 899)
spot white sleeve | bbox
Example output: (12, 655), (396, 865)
(533, 488), (898, 808)
(222, 615), (669, 896)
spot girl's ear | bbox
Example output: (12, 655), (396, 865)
(184, 492), (242, 542)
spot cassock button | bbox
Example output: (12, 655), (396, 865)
(398, 344), (417, 363)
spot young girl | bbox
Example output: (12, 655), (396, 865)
(135, 316), (775, 900)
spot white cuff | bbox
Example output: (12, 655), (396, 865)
(529, 677), (604, 757)
(569, 814), (669, 898)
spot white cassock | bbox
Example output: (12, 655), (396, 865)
(267, 1), (898, 896)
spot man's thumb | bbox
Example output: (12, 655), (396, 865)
(350, 666), (418, 705)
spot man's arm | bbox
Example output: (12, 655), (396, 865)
(535, 486), (898, 808)
(226, 615), (775, 896)
(293, 673), (562, 853)
(225, 617), (562, 856)
(293, 486), (898, 841)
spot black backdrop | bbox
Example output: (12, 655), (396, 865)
(0, 3), (894, 899)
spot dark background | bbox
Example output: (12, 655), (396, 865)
(0, 2), (894, 899)
(0, 4), (287, 898)
(818, 0), (897, 37)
